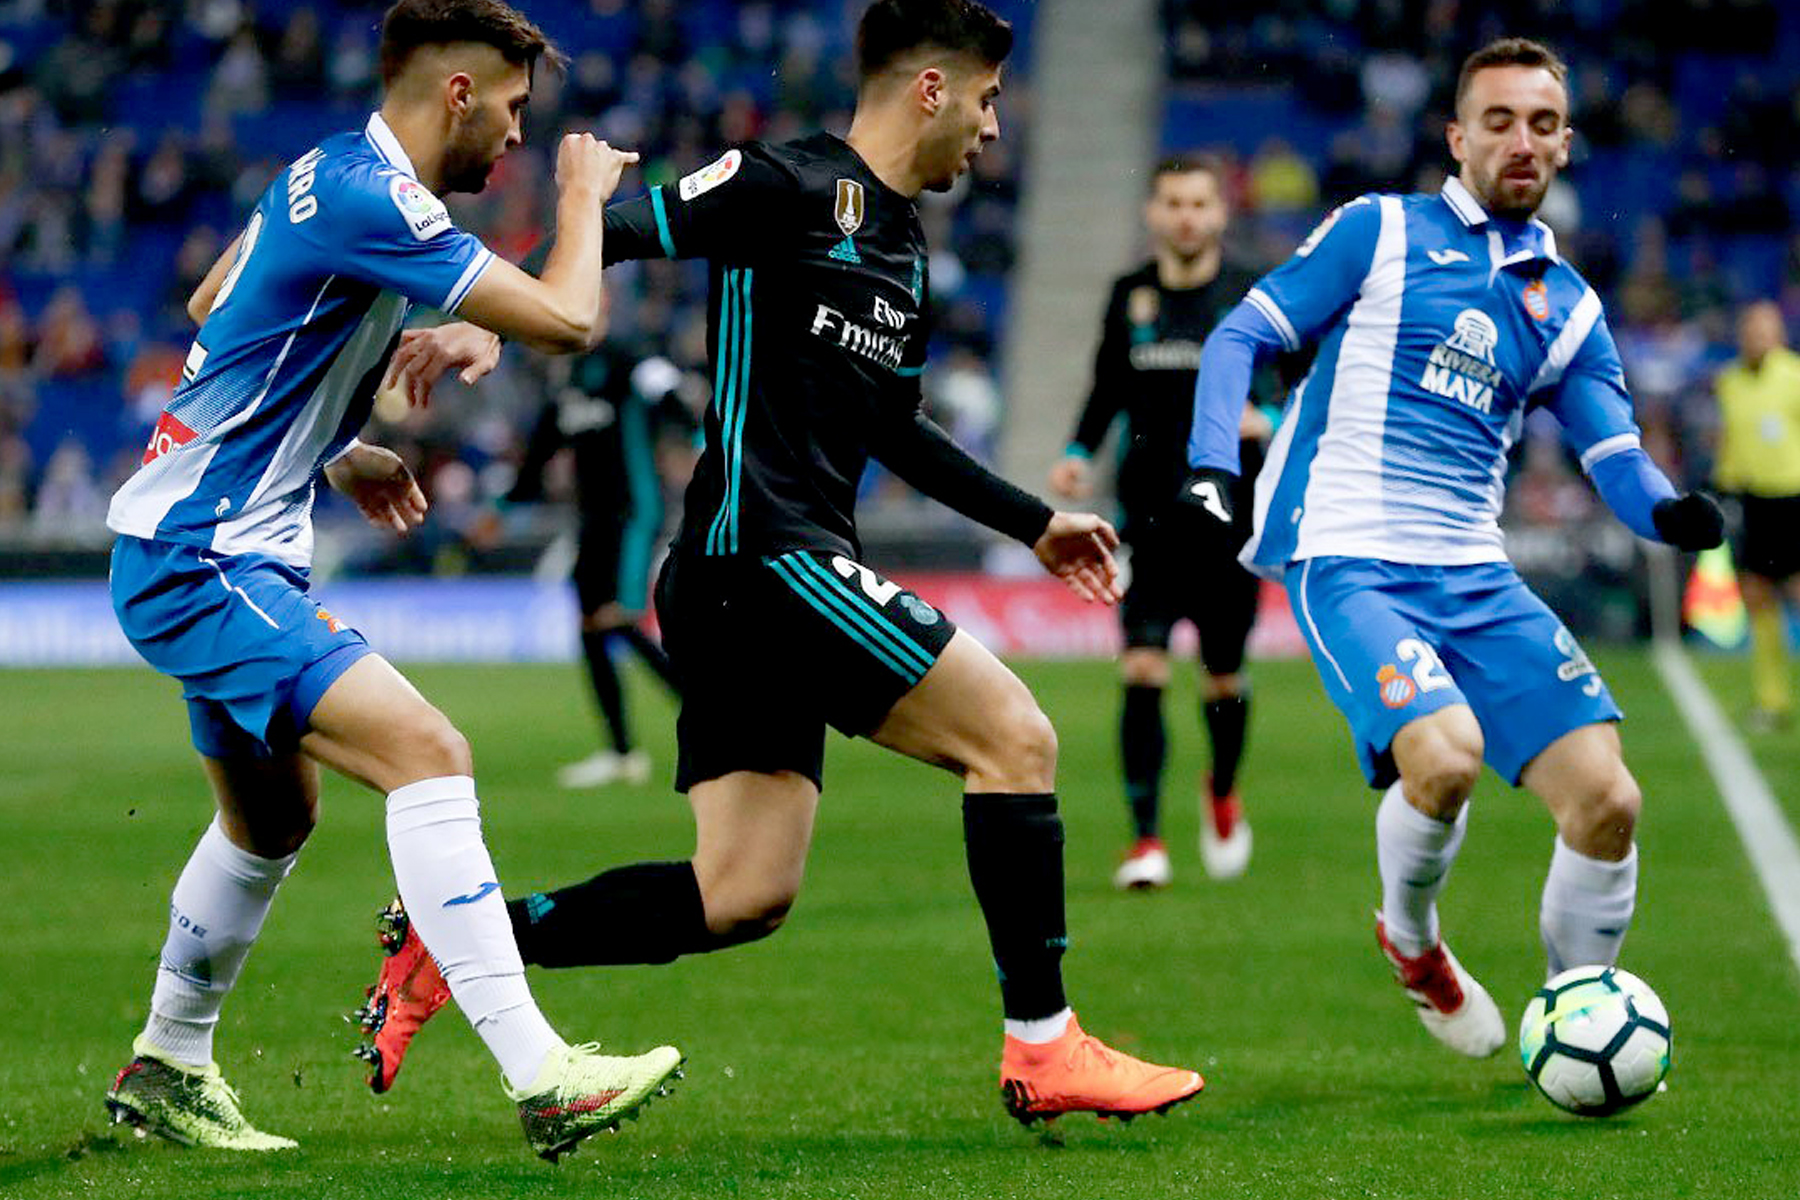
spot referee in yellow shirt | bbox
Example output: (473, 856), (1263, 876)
(1714, 300), (1800, 729)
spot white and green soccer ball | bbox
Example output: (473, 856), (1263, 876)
(1519, 965), (1672, 1116)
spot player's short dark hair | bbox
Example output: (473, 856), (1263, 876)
(1454, 37), (1568, 114)
(856, 0), (1013, 82)
(1150, 152), (1224, 193)
(378, 0), (567, 88)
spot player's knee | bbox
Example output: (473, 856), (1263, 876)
(1564, 768), (1642, 854)
(398, 711), (473, 779)
(1120, 651), (1170, 687)
(1403, 739), (1482, 815)
(990, 699), (1057, 790)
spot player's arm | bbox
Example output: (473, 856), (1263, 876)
(1543, 303), (1722, 550)
(186, 232), (243, 324)
(874, 405), (1121, 604)
(1180, 196), (1380, 522)
(599, 145), (796, 263)
(1051, 283), (1130, 500)
(454, 134), (638, 353)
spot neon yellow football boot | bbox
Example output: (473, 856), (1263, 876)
(505, 1040), (685, 1162)
(106, 1036), (297, 1151)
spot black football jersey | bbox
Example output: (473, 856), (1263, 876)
(505, 342), (692, 523)
(606, 133), (933, 560)
(1069, 261), (1279, 530)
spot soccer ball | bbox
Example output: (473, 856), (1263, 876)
(1519, 965), (1671, 1116)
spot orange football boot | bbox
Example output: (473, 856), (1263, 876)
(352, 900), (451, 1093)
(999, 1013), (1204, 1124)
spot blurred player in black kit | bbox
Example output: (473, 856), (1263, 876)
(1050, 155), (1278, 887)
(361, 0), (1205, 1127)
(505, 325), (696, 788)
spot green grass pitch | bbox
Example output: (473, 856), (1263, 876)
(2, 650), (1797, 1199)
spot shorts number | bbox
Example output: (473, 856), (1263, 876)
(831, 555), (901, 607)
(1396, 638), (1453, 693)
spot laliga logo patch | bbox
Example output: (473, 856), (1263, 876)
(389, 177), (450, 241)
(1523, 279), (1550, 321)
(834, 179), (866, 237)
(1376, 664), (1416, 709)
(679, 149), (742, 201)
(315, 608), (349, 635)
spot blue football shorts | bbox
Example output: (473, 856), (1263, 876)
(110, 535), (372, 758)
(1284, 556), (1622, 788)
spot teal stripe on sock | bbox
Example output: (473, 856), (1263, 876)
(649, 186), (677, 258)
(789, 553), (934, 672)
(768, 556), (923, 682)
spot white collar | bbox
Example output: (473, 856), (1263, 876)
(1441, 175), (1560, 264)
(365, 112), (418, 179)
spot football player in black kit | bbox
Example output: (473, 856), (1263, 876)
(505, 332), (694, 790)
(1050, 156), (1277, 888)
(356, 0), (1204, 1126)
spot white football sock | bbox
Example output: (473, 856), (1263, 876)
(1540, 837), (1637, 976)
(1376, 782), (1469, 958)
(1004, 1007), (1073, 1044)
(143, 818), (297, 1069)
(386, 776), (562, 1091)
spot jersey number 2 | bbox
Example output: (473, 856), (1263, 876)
(1396, 638), (1453, 694)
(831, 555), (902, 607)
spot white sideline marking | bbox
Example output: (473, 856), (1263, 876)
(1652, 641), (1800, 979)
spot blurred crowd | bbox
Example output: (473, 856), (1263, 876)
(0, 0), (1029, 549)
(1160, 0), (1800, 546)
(1, 0), (1795, 575)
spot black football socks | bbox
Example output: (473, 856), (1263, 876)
(1122, 684), (1166, 838)
(580, 629), (632, 753)
(1203, 691), (1249, 798)
(507, 861), (711, 967)
(962, 793), (1070, 1021)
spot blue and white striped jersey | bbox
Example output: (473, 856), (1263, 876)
(1191, 177), (1643, 578)
(107, 113), (495, 567)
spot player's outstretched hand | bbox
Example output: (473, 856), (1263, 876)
(1177, 467), (1237, 527)
(1651, 491), (1725, 551)
(383, 323), (502, 409)
(557, 133), (640, 201)
(1034, 511), (1122, 604)
(324, 442), (428, 535)
(1047, 455), (1093, 500)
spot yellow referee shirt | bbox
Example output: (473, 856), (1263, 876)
(1715, 345), (1800, 497)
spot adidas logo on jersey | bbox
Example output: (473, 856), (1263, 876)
(828, 236), (862, 264)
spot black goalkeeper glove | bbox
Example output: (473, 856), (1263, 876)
(1177, 467), (1237, 527)
(1651, 492), (1725, 551)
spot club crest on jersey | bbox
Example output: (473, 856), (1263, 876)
(390, 177), (450, 241)
(1376, 664), (1416, 709)
(834, 179), (865, 237)
(1127, 286), (1160, 327)
(678, 149), (742, 201)
(1523, 279), (1551, 321)
(1419, 308), (1503, 414)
